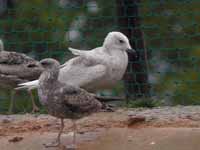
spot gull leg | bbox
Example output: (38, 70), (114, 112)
(73, 120), (77, 148)
(67, 120), (77, 150)
(28, 90), (40, 113)
(8, 90), (16, 114)
(44, 118), (64, 148)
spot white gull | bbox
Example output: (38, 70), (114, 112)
(16, 31), (135, 92)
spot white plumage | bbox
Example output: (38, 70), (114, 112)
(17, 31), (135, 92)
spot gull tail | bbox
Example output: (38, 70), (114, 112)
(68, 47), (87, 56)
(15, 80), (39, 90)
(101, 103), (115, 112)
(0, 39), (4, 51)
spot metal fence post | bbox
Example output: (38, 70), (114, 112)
(116, 0), (150, 100)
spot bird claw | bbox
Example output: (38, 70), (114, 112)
(43, 140), (60, 148)
(66, 144), (77, 150)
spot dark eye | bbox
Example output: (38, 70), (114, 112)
(119, 40), (124, 44)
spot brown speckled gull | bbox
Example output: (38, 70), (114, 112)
(38, 58), (103, 149)
(0, 39), (43, 113)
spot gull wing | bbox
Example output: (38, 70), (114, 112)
(0, 51), (35, 65)
(58, 56), (107, 90)
(68, 47), (88, 56)
(60, 85), (102, 113)
(68, 47), (104, 59)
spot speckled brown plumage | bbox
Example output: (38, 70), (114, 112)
(0, 50), (35, 64)
(38, 58), (103, 148)
(41, 83), (102, 119)
(0, 40), (43, 113)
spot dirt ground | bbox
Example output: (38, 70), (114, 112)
(0, 106), (200, 150)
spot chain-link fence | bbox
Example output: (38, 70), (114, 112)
(0, 0), (200, 113)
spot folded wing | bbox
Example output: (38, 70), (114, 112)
(61, 86), (102, 113)
(58, 56), (107, 89)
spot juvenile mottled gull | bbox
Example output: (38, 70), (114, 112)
(17, 31), (135, 92)
(38, 58), (103, 148)
(0, 39), (43, 113)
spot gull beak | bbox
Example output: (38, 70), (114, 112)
(126, 45), (138, 58)
(126, 48), (136, 54)
(126, 44), (135, 54)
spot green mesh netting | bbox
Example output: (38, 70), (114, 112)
(0, 0), (200, 113)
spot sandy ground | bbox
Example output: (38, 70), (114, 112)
(0, 106), (200, 150)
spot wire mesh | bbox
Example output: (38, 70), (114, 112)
(0, 0), (200, 113)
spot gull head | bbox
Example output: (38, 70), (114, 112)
(40, 58), (60, 70)
(39, 58), (61, 81)
(103, 31), (135, 53)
